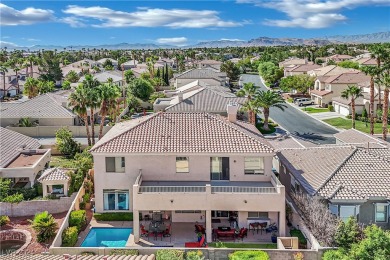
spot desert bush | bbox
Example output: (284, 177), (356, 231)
(30, 211), (58, 242)
(156, 249), (185, 260)
(0, 215), (10, 226)
(186, 250), (204, 260)
(62, 226), (78, 247)
(69, 210), (86, 231)
(228, 250), (269, 260)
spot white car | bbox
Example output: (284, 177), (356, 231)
(295, 98), (314, 107)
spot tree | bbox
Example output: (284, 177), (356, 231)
(97, 83), (121, 139)
(335, 217), (363, 250)
(341, 85), (364, 129)
(38, 51), (63, 82)
(369, 43), (388, 108)
(127, 78), (154, 101)
(237, 82), (257, 124)
(69, 85), (92, 146)
(0, 62), (8, 98)
(18, 117), (36, 127)
(149, 92), (167, 104)
(126, 94), (141, 112)
(29, 211), (58, 242)
(38, 80), (55, 94)
(102, 58), (113, 68)
(146, 55), (158, 77)
(381, 71), (390, 141)
(85, 87), (100, 145)
(124, 69), (135, 84)
(62, 80), (71, 90)
(65, 70), (80, 83)
(23, 77), (39, 99)
(55, 127), (81, 158)
(254, 90), (287, 131)
(337, 60), (360, 69)
(220, 61), (240, 82)
(280, 75), (315, 94)
(258, 62), (284, 85)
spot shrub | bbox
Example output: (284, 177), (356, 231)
(62, 226), (78, 247)
(290, 229), (307, 247)
(94, 212), (133, 221)
(55, 127), (81, 158)
(2, 193), (24, 203)
(328, 105), (334, 112)
(83, 193), (90, 203)
(228, 250), (269, 260)
(322, 249), (347, 260)
(109, 249), (139, 256)
(156, 249), (185, 260)
(69, 210), (86, 231)
(81, 252), (96, 256)
(186, 250), (204, 260)
(79, 201), (86, 210)
(30, 211), (58, 242)
(0, 215), (10, 226)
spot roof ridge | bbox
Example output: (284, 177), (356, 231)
(165, 88), (208, 110)
(90, 112), (160, 152)
(315, 147), (358, 195)
(45, 94), (76, 117)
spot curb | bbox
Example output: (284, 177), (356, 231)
(286, 103), (342, 133)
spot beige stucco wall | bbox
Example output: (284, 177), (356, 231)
(6, 126), (112, 137)
(1, 117), (75, 127)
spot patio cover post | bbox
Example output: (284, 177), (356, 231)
(279, 210), (286, 236)
(206, 210), (212, 243)
(133, 210), (140, 242)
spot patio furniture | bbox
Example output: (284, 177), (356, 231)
(152, 212), (163, 222)
(195, 224), (206, 234)
(144, 214), (151, 221)
(259, 222), (267, 234)
(163, 224), (172, 242)
(236, 228), (248, 241)
(185, 235), (207, 248)
(149, 222), (166, 241)
(215, 227), (235, 240)
(249, 222), (261, 235)
(229, 216), (238, 228)
(140, 224), (149, 237)
(266, 223), (278, 234)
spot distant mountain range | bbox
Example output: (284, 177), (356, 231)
(2, 31), (389, 51)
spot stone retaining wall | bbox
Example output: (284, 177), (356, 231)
(0, 193), (76, 217)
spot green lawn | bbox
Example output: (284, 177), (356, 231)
(208, 242), (277, 249)
(323, 117), (385, 134)
(50, 156), (76, 168)
(302, 107), (329, 114)
(256, 123), (276, 135)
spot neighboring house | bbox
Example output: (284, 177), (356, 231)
(0, 94), (77, 127)
(307, 65), (359, 78)
(97, 58), (118, 67)
(352, 56), (377, 67)
(78, 71), (124, 88)
(121, 60), (139, 70)
(277, 146), (390, 229)
(156, 85), (246, 114)
(334, 129), (389, 148)
(136, 62), (164, 71)
(310, 72), (370, 107)
(284, 64), (321, 77)
(0, 66), (40, 98)
(90, 108), (286, 243)
(0, 127), (51, 188)
(332, 91), (382, 116)
(38, 168), (71, 197)
(163, 80), (209, 97)
(173, 68), (228, 88)
(198, 60), (222, 71)
(278, 58), (310, 68)
(326, 54), (353, 63)
(156, 58), (175, 67)
(229, 58), (242, 64)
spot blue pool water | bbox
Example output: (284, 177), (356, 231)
(81, 228), (132, 247)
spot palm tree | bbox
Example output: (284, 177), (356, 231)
(361, 66), (382, 135)
(381, 72), (390, 141)
(254, 90), (287, 131)
(341, 85), (364, 129)
(82, 74), (100, 144)
(26, 54), (37, 77)
(369, 44), (388, 108)
(23, 77), (39, 99)
(97, 83), (121, 139)
(69, 85), (92, 146)
(237, 82), (257, 124)
(0, 62), (8, 99)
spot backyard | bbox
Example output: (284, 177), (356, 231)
(208, 242), (277, 249)
(50, 156), (76, 168)
(323, 117), (386, 134)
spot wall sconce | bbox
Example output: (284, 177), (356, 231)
(244, 200), (247, 203)
(234, 160), (236, 163)
(170, 199), (174, 203)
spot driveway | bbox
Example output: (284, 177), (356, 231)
(241, 74), (339, 144)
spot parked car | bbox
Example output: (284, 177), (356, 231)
(295, 98), (314, 107)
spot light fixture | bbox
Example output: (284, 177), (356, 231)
(244, 200), (247, 203)
(170, 199), (174, 203)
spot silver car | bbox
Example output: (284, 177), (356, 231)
(295, 98), (314, 107)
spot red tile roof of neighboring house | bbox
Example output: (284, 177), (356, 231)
(324, 72), (370, 84)
(310, 90), (333, 97)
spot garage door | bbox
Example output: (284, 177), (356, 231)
(339, 105), (350, 116)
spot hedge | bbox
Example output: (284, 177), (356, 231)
(186, 250), (204, 260)
(0, 215), (10, 226)
(290, 229), (307, 245)
(228, 250), (270, 260)
(94, 212), (133, 221)
(156, 249), (185, 260)
(69, 210), (86, 230)
(62, 226), (78, 247)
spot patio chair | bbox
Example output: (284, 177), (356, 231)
(185, 235), (207, 248)
(265, 223), (278, 234)
(163, 224), (172, 242)
(195, 224), (206, 234)
(140, 225), (149, 237)
(236, 228), (248, 241)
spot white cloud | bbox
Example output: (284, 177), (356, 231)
(220, 38), (244, 41)
(0, 41), (19, 48)
(62, 5), (245, 28)
(237, 0), (390, 28)
(0, 3), (54, 26)
(156, 37), (188, 45)
(59, 16), (87, 28)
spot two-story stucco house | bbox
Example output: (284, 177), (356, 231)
(173, 69), (228, 88)
(90, 106), (286, 243)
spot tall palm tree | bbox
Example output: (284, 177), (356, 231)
(82, 74), (101, 144)
(254, 90), (287, 131)
(69, 85), (92, 146)
(0, 62), (9, 99)
(361, 66), (382, 135)
(369, 44), (388, 108)
(341, 85), (364, 129)
(23, 77), (39, 99)
(381, 72), (390, 141)
(237, 82), (257, 124)
(97, 83), (121, 139)
(26, 54), (37, 77)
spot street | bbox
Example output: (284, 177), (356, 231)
(240, 74), (338, 144)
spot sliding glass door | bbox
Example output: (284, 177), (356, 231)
(210, 157), (229, 180)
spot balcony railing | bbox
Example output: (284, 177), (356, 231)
(138, 186), (206, 193)
(211, 186), (277, 194)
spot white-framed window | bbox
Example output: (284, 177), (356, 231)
(105, 157), (125, 173)
(176, 157), (189, 173)
(248, 212), (269, 218)
(339, 205), (358, 222)
(375, 204), (388, 223)
(329, 204), (339, 216)
(244, 157), (264, 175)
(103, 190), (129, 210)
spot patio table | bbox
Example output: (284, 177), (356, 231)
(149, 222), (166, 241)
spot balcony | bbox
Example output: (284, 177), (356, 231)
(133, 172), (285, 212)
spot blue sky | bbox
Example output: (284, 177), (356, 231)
(1, 1), (389, 47)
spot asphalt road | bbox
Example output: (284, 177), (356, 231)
(240, 74), (338, 144)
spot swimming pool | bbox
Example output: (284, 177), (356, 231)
(81, 228), (132, 247)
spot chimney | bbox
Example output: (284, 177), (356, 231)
(227, 102), (238, 123)
(178, 91), (183, 102)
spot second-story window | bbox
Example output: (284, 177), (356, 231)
(244, 157), (264, 175)
(176, 157), (189, 173)
(106, 157), (125, 173)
